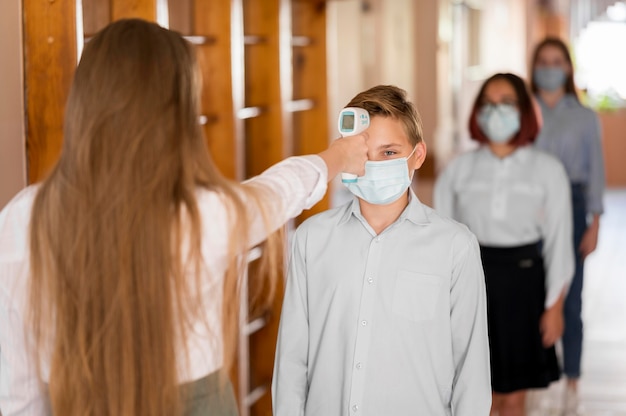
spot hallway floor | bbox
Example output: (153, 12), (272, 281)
(526, 188), (626, 415)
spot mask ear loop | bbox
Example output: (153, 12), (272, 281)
(406, 145), (418, 161)
(406, 145), (419, 181)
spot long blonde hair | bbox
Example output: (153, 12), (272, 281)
(28, 18), (281, 415)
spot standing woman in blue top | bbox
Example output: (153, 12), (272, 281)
(531, 38), (606, 412)
(434, 73), (575, 416)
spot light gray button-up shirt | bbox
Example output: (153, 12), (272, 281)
(535, 94), (605, 214)
(272, 191), (491, 416)
(433, 146), (574, 307)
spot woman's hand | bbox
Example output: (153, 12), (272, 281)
(318, 134), (369, 180)
(540, 296), (564, 348)
(579, 214), (600, 259)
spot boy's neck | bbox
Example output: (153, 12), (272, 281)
(359, 191), (410, 235)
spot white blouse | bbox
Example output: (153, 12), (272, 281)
(0, 155), (328, 416)
(434, 146), (575, 308)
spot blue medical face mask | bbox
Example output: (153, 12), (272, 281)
(344, 146), (417, 205)
(533, 67), (567, 91)
(477, 104), (520, 143)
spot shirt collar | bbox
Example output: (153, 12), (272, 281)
(537, 93), (579, 111)
(479, 144), (532, 164)
(337, 189), (431, 227)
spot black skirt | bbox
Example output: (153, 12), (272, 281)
(480, 242), (560, 393)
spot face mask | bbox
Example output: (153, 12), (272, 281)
(533, 67), (567, 91)
(344, 146), (416, 205)
(477, 104), (520, 143)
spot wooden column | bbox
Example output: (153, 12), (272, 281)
(242, 0), (285, 178)
(413, 0), (437, 181)
(82, 0), (111, 36)
(111, 0), (157, 21)
(193, 1), (238, 179)
(291, 0), (329, 223)
(23, 0), (78, 183)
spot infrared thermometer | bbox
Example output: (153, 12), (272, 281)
(337, 107), (370, 183)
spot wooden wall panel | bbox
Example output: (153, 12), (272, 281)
(243, 0), (284, 178)
(292, 0), (329, 222)
(169, 0), (193, 35)
(82, 0), (110, 37)
(194, 1), (238, 179)
(292, 1), (328, 154)
(22, 3), (329, 415)
(240, 5), (286, 412)
(247, 254), (286, 416)
(111, 0), (157, 21)
(23, 0), (78, 183)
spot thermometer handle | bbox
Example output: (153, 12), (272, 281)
(338, 107), (369, 183)
(341, 173), (358, 183)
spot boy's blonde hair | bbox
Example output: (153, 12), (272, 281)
(345, 85), (424, 146)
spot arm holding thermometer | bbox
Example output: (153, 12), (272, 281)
(337, 107), (370, 183)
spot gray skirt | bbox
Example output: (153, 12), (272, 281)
(181, 371), (239, 416)
(42, 371), (238, 416)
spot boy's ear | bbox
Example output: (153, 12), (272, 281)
(411, 141), (427, 170)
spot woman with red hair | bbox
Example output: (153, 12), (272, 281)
(435, 73), (575, 416)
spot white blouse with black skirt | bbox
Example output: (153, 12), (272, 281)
(433, 145), (575, 307)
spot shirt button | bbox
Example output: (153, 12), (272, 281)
(352, 405), (359, 412)
(356, 362), (362, 369)
(361, 320), (367, 326)
(367, 277), (374, 284)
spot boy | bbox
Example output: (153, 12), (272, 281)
(272, 85), (491, 415)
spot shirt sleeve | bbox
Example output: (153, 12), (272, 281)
(541, 158), (575, 307)
(449, 229), (492, 416)
(0, 188), (50, 416)
(271, 226), (309, 416)
(585, 112), (605, 215)
(242, 155), (328, 249)
(0, 265), (49, 416)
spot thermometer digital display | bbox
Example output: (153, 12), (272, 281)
(338, 107), (369, 136)
(340, 114), (355, 130)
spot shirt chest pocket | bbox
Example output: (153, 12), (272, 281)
(392, 271), (442, 322)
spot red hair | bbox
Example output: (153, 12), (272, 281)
(468, 73), (540, 146)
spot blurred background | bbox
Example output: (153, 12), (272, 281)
(0, 1), (624, 415)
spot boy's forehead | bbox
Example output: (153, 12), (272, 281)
(367, 116), (411, 147)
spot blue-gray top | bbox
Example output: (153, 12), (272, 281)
(535, 93), (605, 214)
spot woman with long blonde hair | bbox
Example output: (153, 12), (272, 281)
(0, 18), (367, 416)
